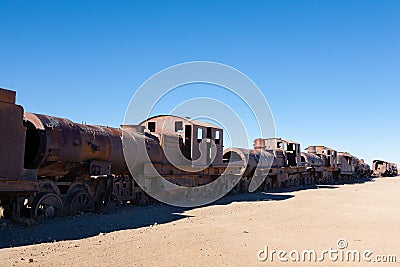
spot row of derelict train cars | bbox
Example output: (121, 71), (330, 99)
(0, 88), (398, 221)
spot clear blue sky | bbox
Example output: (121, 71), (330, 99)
(1, 0), (399, 165)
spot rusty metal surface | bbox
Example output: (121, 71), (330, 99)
(0, 89), (26, 179)
(0, 180), (39, 193)
(305, 146), (337, 168)
(24, 112), (129, 177)
(24, 112), (226, 180)
(301, 152), (323, 167)
(222, 147), (273, 177)
(0, 88), (16, 104)
(121, 127), (162, 175)
(337, 152), (358, 176)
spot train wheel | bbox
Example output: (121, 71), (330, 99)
(106, 193), (122, 210)
(138, 196), (149, 206)
(37, 180), (61, 195)
(32, 192), (63, 220)
(135, 191), (150, 206)
(97, 192), (122, 214)
(67, 190), (94, 215)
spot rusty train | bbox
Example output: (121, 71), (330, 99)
(0, 88), (396, 221)
(372, 160), (398, 177)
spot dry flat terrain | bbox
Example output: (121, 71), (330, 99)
(1, 177), (399, 266)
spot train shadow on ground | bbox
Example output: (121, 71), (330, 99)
(214, 191), (294, 206)
(0, 190), (294, 249)
(0, 204), (191, 249)
(267, 184), (339, 194)
(0, 178), (374, 249)
(336, 178), (376, 185)
(269, 177), (375, 194)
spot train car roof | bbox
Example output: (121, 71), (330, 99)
(140, 114), (222, 129)
(305, 145), (336, 151)
(262, 137), (300, 144)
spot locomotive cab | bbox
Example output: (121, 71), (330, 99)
(140, 115), (224, 167)
(305, 146), (338, 168)
(255, 138), (301, 167)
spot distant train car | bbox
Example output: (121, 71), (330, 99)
(389, 163), (398, 176)
(372, 160), (390, 177)
(303, 146), (339, 183)
(372, 160), (398, 177)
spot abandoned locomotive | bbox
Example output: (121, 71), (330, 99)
(0, 88), (396, 221)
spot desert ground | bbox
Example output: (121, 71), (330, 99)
(0, 177), (399, 267)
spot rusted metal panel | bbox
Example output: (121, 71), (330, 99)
(0, 88), (16, 104)
(0, 180), (39, 193)
(0, 89), (26, 179)
(222, 147), (273, 177)
(122, 126), (162, 175)
(301, 152), (323, 167)
(337, 152), (358, 176)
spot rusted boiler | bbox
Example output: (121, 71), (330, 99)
(24, 113), (130, 177)
(222, 147), (273, 192)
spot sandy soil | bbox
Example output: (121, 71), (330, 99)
(1, 177), (399, 267)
